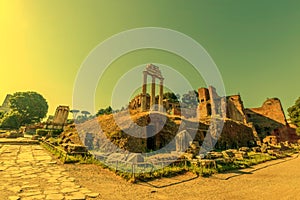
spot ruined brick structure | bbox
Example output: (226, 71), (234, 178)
(46, 105), (70, 129)
(244, 98), (298, 142)
(198, 86), (247, 123)
(246, 98), (287, 125)
(126, 64), (298, 149)
(198, 86), (226, 118)
(226, 95), (248, 124)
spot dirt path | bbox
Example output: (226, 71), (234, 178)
(64, 154), (300, 200)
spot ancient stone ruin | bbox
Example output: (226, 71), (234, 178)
(198, 86), (247, 123)
(126, 64), (298, 152)
(245, 98), (298, 143)
(246, 98), (287, 125)
(141, 64), (164, 112)
(49, 63), (298, 168)
(46, 105), (70, 129)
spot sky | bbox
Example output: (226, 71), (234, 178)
(0, 0), (300, 116)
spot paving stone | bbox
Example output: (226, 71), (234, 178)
(22, 194), (45, 200)
(47, 179), (59, 183)
(46, 193), (65, 200)
(8, 196), (20, 200)
(65, 192), (86, 200)
(0, 144), (99, 199)
(20, 191), (42, 197)
(8, 186), (22, 193)
(80, 188), (92, 194)
(0, 166), (8, 171)
(21, 184), (39, 189)
(61, 181), (77, 186)
(86, 192), (100, 198)
(67, 177), (76, 182)
(61, 188), (79, 193)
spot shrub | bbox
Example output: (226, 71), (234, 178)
(0, 111), (21, 129)
(36, 129), (63, 137)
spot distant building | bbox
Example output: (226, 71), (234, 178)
(0, 94), (12, 113)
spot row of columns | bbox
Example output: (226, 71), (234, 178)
(141, 71), (164, 112)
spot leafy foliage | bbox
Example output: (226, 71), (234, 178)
(8, 91), (48, 126)
(70, 109), (80, 119)
(181, 90), (199, 108)
(81, 110), (91, 117)
(0, 111), (22, 129)
(162, 92), (180, 103)
(0, 111), (4, 119)
(288, 97), (300, 134)
(96, 106), (113, 116)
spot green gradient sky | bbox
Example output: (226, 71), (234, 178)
(1, 0), (300, 116)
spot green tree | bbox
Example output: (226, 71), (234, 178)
(9, 91), (48, 126)
(70, 109), (80, 119)
(163, 92), (179, 103)
(288, 97), (300, 134)
(104, 106), (112, 114)
(96, 106), (113, 116)
(0, 111), (4, 119)
(0, 111), (22, 129)
(96, 108), (105, 116)
(181, 90), (199, 108)
(81, 110), (91, 118)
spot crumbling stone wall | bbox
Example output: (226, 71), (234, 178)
(246, 98), (287, 125)
(215, 120), (256, 149)
(198, 87), (247, 123)
(226, 95), (247, 123)
(198, 87), (212, 118)
(245, 98), (293, 141)
(198, 86), (225, 118)
(46, 105), (70, 129)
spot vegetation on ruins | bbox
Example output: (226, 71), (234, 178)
(181, 90), (199, 108)
(162, 92), (180, 103)
(288, 97), (300, 135)
(0, 111), (22, 129)
(0, 111), (4, 119)
(0, 91), (48, 129)
(96, 106), (113, 116)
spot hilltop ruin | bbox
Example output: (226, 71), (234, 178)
(75, 64), (298, 153)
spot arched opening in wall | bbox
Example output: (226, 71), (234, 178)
(207, 103), (212, 116)
(146, 125), (156, 151)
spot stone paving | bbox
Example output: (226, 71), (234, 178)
(0, 144), (99, 200)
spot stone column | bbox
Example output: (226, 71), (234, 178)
(150, 76), (156, 110)
(208, 86), (217, 117)
(141, 71), (147, 111)
(159, 79), (164, 112)
(220, 97), (227, 119)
